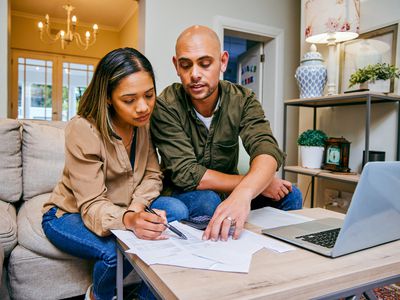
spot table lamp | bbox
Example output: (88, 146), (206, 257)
(305, 0), (360, 95)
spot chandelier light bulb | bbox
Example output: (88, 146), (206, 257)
(37, 4), (99, 50)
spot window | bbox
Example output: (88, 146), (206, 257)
(62, 62), (94, 121)
(16, 58), (53, 120)
(12, 51), (98, 121)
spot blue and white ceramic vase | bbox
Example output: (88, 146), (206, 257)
(295, 44), (327, 98)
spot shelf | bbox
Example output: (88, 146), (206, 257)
(284, 166), (360, 183)
(283, 92), (400, 208)
(284, 92), (400, 108)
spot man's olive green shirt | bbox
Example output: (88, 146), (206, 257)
(151, 80), (285, 192)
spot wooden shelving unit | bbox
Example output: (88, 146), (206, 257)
(283, 92), (400, 207)
(284, 166), (360, 183)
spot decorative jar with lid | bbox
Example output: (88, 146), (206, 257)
(295, 44), (327, 98)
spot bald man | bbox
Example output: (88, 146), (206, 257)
(151, 25), (302, 241)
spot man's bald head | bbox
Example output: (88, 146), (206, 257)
(172, 25), (229, 105)
(175, 25), (221, 54)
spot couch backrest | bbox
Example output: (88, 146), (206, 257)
(0, 119), (22, 203)
(21, 120), (66, 201)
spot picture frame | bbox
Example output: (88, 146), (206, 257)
(339, 24), (398, 93)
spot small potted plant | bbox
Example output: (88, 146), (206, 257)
(348, 63), (400, 91)
(297, 129), (328, 169)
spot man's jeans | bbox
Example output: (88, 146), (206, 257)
(250, 185), (303, 211)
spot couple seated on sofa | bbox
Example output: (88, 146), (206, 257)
(42, 25), (302, 300)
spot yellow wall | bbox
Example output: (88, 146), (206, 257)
(119, 9), (138, 49)
(11, 15), (121, 59)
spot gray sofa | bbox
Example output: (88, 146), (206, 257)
(2, 118), (152, 300)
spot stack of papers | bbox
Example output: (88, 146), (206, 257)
(112, 207), (312, 273)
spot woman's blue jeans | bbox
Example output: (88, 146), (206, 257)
(42, 206), (133, 300)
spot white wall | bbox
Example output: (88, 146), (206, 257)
(0, 0), (10, 118)
(140, 0), (301, 169)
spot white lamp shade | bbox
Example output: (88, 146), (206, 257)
(305, 0), (360, 44)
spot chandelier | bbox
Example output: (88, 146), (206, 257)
(37, 4), (98, 50)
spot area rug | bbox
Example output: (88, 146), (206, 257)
(360, 283), (400, 300)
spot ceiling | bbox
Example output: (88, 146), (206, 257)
(11, 0), (138, 31)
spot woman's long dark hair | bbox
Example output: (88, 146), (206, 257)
(77, 47), (156, 142)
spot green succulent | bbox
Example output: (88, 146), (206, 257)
(297, 129), (328, 147)
(349, 63), (400, 88)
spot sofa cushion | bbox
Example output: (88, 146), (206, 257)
(8, 245), (91, 300)
(0, 200), (17, 256)
(18, 193), (76, 259)
(21, 120), (66, 200)
(0, 119), (22, 203)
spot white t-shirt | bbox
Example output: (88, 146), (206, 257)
(194, 99), (220, 130)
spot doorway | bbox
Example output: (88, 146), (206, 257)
(224, 36), (263, 101)
(220, 25), (277, 174)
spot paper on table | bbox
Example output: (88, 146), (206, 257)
(112, 218), (297, 274)
(112, 223), (253, 273)
(248, 206), (313, 229)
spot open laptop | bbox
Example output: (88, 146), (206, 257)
(262, 162), (400, 257)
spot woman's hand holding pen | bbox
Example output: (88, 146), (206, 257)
(123, 209), (168, 240)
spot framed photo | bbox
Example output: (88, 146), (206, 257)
(339, 24), (398, 93)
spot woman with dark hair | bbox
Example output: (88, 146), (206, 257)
(41, 48), (174, 300)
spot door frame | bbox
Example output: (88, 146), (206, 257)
(213, 16), (285, 147)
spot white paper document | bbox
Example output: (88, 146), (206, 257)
(248, 206), (313, 229)
(112, 219), (296, 274)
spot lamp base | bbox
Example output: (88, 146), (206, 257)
(326, 39), (337, 95)
(326, 83), (337, 95)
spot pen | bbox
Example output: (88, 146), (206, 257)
(145, 206), (188, 240)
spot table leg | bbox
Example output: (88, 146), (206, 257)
(116, 247), (123, 300)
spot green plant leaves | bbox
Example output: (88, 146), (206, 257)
(349, 63), (400, 88)
(297, 129), (328, 147)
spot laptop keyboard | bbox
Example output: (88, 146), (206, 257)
(296, 228), (340, 249)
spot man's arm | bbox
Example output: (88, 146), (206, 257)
(197, 165), (292, 199)
(203, 154), (276, 241)
(197, 170), (242, 193)
(202, 91), (287, 240)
